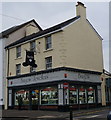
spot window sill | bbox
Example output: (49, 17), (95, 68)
(44, 48), (53, 52)
(15, 57), (22, 60)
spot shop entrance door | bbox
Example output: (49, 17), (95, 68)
(64, 89), (69, 105)
(31, 90), (39, 110)
(63, 83), (69, 105)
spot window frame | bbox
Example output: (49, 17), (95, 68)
(69, 86), (78, 104)
(40, 86), (58, 105)
(14, 89), (30, 105)
(45, 35), (52, 50)
(16, 46), (21, 58)
(16, 64), (21, 75)
(45, 56), (52, 70)
(30, 41), (36, 52)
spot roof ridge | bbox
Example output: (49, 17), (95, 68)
(0, 19), (42, 38)
(5, 16), (80, 49)
(43, 16), (80, 31)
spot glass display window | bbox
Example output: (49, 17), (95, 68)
(79, 87), (86, 104)
(87, 87), (95, 103)
(69, 86), (78, 104)
(41, 86), (58, 105)
(15, 90), (29, 105)
(32, 90), (39, 105)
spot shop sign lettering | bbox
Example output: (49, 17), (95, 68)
(21, 74), (48, 84)
(78, 73), (90, 80)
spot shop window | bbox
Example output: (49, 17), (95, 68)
(16, 46), (21, 58)
(87, 87), (95, 103)
(41, 86), (58, 105)
(45, 35), (52, 50)
(79, 87), (86, 104)
(45, 56), (52, 70)
(69, 86), (78, 104)
(15, 90), (29, 105)
(32, 90), (39, 105)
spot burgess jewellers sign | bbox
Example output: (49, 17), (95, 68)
(21, 74), (48, 84)
(8, 71), (64, 87)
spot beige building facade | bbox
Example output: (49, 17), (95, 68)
(0, 19), (42, 109)
(5, 2), (104, 110)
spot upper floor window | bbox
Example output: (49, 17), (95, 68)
(16, 64), (21, 75)
(30, 66), (36, 73)
(16, 46), (21, 58)
(45, 35), (52, 50)
(30, 41), (36, 52)
(45, 56), (52, 70)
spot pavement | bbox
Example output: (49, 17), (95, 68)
(0, 106), (111, 120)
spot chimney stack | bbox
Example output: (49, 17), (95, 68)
(76, 2), (86, 19)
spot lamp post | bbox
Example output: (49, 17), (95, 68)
(69, 106), (73, 120)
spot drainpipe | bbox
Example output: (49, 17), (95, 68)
(7, 48), (10, 77)
(5, 48), (10, 110)
(101, 74), (106, 106)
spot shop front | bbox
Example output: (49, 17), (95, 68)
(105, 78), (111, 106)
(13, 85), (58, 110)
(8, 67), (102, 110)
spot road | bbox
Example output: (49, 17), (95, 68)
(73, 108), (109, 120)
(1, 107), (110, 120)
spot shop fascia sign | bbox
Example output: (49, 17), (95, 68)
(20, 74), (48, 84)
(9, 74), (49, 86)
(78, 73), (90, 80)
(8, 70), (100, 87)
(18, 74), (49, 85)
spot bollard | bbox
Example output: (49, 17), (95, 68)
(70, 106), (73, 120)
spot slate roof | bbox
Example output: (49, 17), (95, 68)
(5, 16), (80, 49)
(0, 19), (42, 38)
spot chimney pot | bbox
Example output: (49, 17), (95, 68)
(77, 2), (84, 6)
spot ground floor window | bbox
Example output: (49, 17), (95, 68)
(13, 84), (96, 107)
(15, 90), (29, 105)
(79, 87), (86, 104)
(41, 86), (58, 105)
(69, 85), (96, 105)
(69, 86), (78, 104)
(87, 87), (95, 103)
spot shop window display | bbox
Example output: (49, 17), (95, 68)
(69, 86), (78, 104)
(79, 87), (86, 104)
(87, 87), (95, 103)
(32, 90), (39, 105)
(15, 90), (29, 105)
(41, 87), (58, 105)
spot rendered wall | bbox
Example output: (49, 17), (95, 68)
(63, 18), (103, 72)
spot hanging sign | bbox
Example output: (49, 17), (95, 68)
(22, 50), (37, 67)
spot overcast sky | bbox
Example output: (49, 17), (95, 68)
(1, 2), (109, 71)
